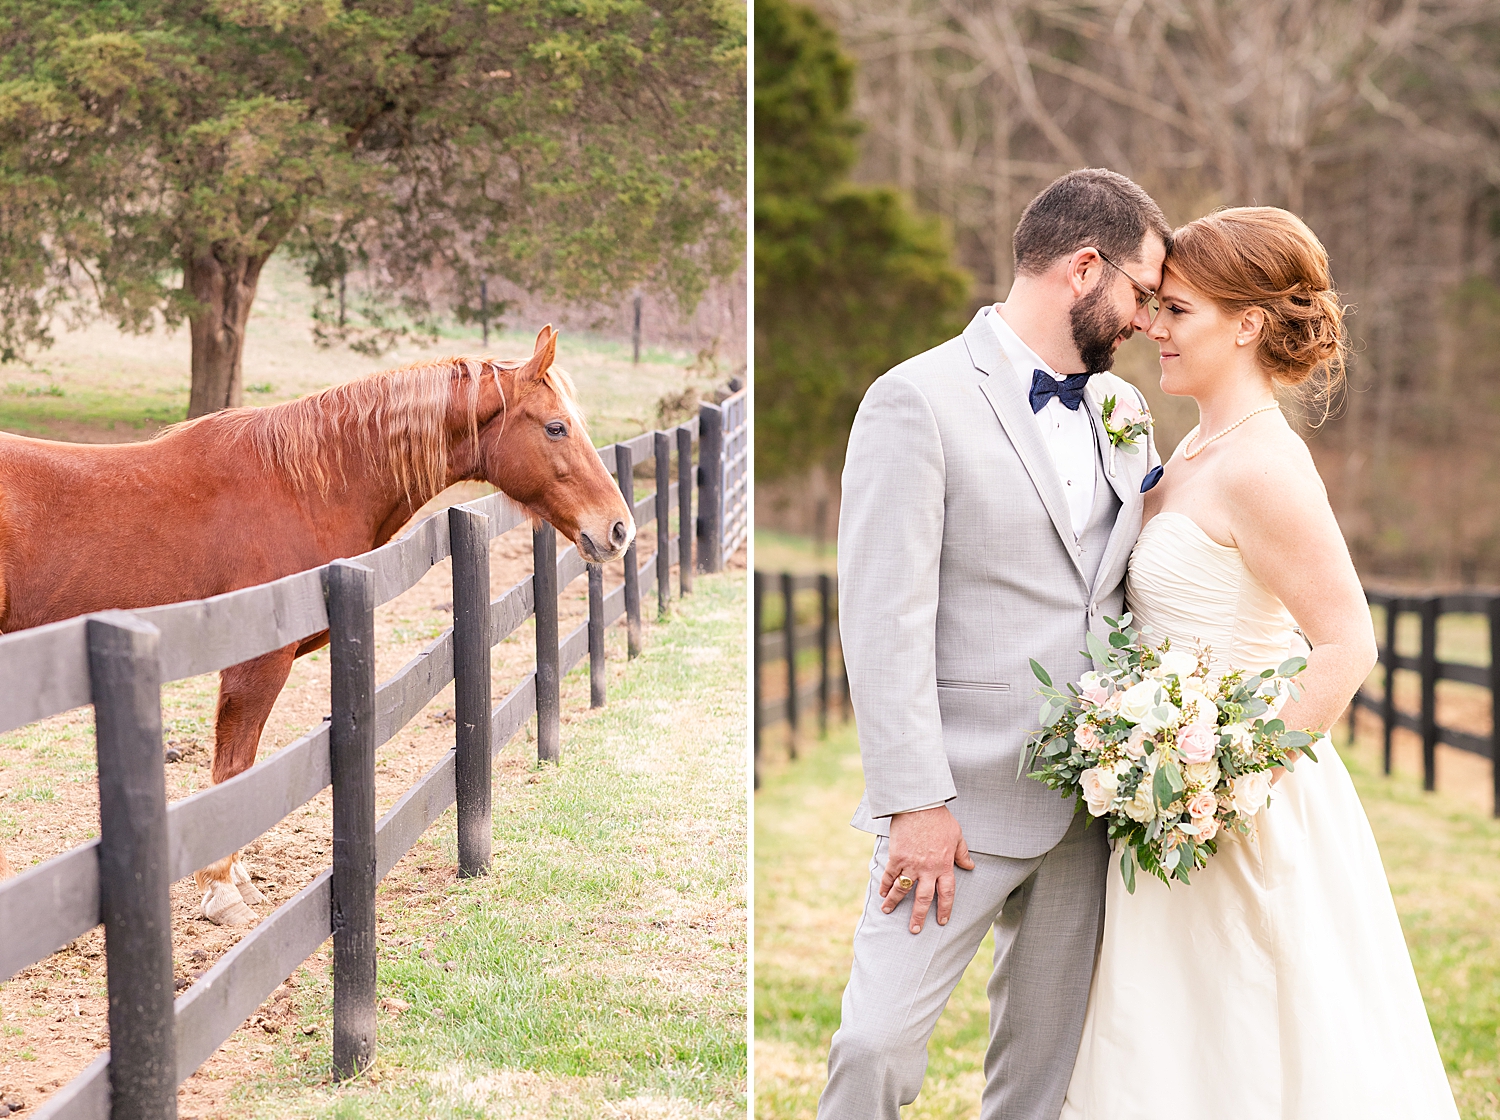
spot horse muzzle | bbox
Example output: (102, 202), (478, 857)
(577, 516), (634, 564)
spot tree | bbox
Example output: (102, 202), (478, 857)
(0, 0), (745, 415)
(754, 0), (969, 481)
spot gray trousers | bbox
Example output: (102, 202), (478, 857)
(819, 813), (1109, 1120)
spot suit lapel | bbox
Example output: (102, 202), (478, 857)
(1083, 387), (1134, 508)
(963, 310), (1085, 582)
(1086, 383), (1145, 599)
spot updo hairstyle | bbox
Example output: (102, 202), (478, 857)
(1167, 207), (1347, 401)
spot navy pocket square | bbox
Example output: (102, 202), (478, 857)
(1140, 465), (1164, 494)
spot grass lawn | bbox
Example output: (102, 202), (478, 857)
(754, 718), (1500, 1119)
(223, 572), (747, 1120)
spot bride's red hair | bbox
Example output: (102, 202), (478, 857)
(1167, 207), (1348, 405)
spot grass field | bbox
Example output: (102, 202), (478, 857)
(222, 572), (748, 1120)
(0, 255), (718, 447)
(754, 717), (1500, 1120)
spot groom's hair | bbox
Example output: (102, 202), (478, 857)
(1013, 169), (1171, 276)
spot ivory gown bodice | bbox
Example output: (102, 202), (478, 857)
(1125, 511), (1298, 673)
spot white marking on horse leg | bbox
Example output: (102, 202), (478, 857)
(231, 853), (267, 906)
(195, 853), (257, 926)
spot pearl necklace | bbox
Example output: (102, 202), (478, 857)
(1183, 403), (1280, 460)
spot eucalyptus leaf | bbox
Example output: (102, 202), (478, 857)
(1041, 700), (1065, 728)
(1302, 740), (1320, 763)
(1109, 631), (1131, 648)
(1030, 658), (1053, 687)
(1122, 848), (1137, 894)
(1278, 656), (1308, 677)
(1278, 730), (1313, 750)
(1153, 766), (1175, 810)
(1086, 630), (1111, 664)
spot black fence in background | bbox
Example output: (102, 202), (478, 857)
(1349, 589), (1500, 815)
(753, 571), (845, 785)
(0, 391), (746, 1120)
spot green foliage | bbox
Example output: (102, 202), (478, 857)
(0, 0), (745, 360)
(753, 0), (969, 480)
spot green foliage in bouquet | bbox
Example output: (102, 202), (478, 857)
(1023, 615), (1318, 893)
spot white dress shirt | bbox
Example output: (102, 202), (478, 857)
(988, 305), (1098, 538)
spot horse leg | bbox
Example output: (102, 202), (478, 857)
(194, 641), (299, 926)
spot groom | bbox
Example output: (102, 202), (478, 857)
(823, 169), (1169, 1119)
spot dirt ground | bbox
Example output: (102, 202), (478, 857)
(0, 496), (738, 1117)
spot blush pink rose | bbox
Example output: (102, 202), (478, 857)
(1187, 791), (1218, 819)
(1196, 815), (1220, 842)
(1075, 724), (1102, 752)
(1113, 397), (1147, 425)
(1176, 723), (1218, 765)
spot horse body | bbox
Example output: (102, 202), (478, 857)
(0, 327), (633, 924)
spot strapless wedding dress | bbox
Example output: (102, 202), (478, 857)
(1060, 512), (1457, 1119)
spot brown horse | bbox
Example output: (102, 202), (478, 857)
(0, 326), (633, 923)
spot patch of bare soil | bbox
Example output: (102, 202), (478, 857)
(0, 509), (693, 1117)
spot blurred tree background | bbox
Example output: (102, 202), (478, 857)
(757, 0), (1500, 585)
(754, 0), (969, 544)
(0, 0), (745, 416)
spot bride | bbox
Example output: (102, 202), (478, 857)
(1060, 208), (1458, 1118)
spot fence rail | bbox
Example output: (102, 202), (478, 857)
(752, 571), (845, 785)
(1350, 588), (1500, 814)
(0, 390), (746, 1120)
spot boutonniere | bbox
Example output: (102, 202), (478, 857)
(1099, 393), (1152, 478)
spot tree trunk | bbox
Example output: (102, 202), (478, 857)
(185, 250), (269, 418)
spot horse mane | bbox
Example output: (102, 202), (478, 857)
(167, 354), (583, 501)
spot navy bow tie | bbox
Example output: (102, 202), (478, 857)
(1029, 369), (1094, 413)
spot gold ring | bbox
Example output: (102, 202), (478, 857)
(895, 875), (915, 891)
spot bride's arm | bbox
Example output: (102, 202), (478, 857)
(1223, 435), (1378, 735)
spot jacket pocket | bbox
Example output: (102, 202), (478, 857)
(935, 679), (1010, 692)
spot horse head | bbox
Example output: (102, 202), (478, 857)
(474, 326), (635, 563)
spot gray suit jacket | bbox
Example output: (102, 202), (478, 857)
(838, 307), (1159, 858)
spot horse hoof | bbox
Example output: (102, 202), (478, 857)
(231, 861), (267, 906)
(201, 883), (258, 927)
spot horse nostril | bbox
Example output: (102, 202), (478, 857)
(609, 520), (628, 549)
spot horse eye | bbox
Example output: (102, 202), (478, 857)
(545, 421), (567, 440)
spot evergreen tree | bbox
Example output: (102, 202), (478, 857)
(0, 0), (745, 415)
(754, 0), (968, 480)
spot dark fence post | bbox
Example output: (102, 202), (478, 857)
(753, 571), (764, 785)
(534, 523), (561, 763)
(616, 444), (642, 658)
(676, 426), (694, 594)
(327, 559), (377, 1081)
(588, 564), (606, 708)
(819, 573), (832, 737)
(655, 431), (671, 617)
(1490, 594), (1500, 818)
(450, 505), (492, 879)
(698, 402), (724, 574)
(89, 613), (177, 1120)
(1382, 599), (1398, 775)
(1420, 596), (1439, 792)
(782, 572), (798, 758)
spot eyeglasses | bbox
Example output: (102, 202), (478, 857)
(1095, 249), (1158, 314)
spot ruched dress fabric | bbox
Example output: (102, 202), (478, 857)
(1060, 512), (1457, 1120)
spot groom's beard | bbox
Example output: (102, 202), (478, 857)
(1071, 283), (1132, 374)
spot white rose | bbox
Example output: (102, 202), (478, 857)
(1178, 688), (1219, 727)
(1222, 723), (1253, 752)
(1183, 759), (1221, 789)
(1123, 784), (1156, 823)
(1124, 725), (1149, 758)
(1117, 680), (1162, 725)
(1158, 649), (1198, 679)
(1230, 770), (1274, 817)
(1139, 700), (1181, 735)
(1080, 767), (1119, 817)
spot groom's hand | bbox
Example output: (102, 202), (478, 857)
(880, 806), (976, 934)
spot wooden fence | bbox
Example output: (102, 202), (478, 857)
(1350, 589), (1500, 814)
(752, 571), (845, 784)
(0, 390), (747, 1120)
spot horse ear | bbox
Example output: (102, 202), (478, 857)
(517, 325), (558, 384)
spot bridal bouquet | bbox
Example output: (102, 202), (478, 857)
(1022, 615), (1318, 892)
